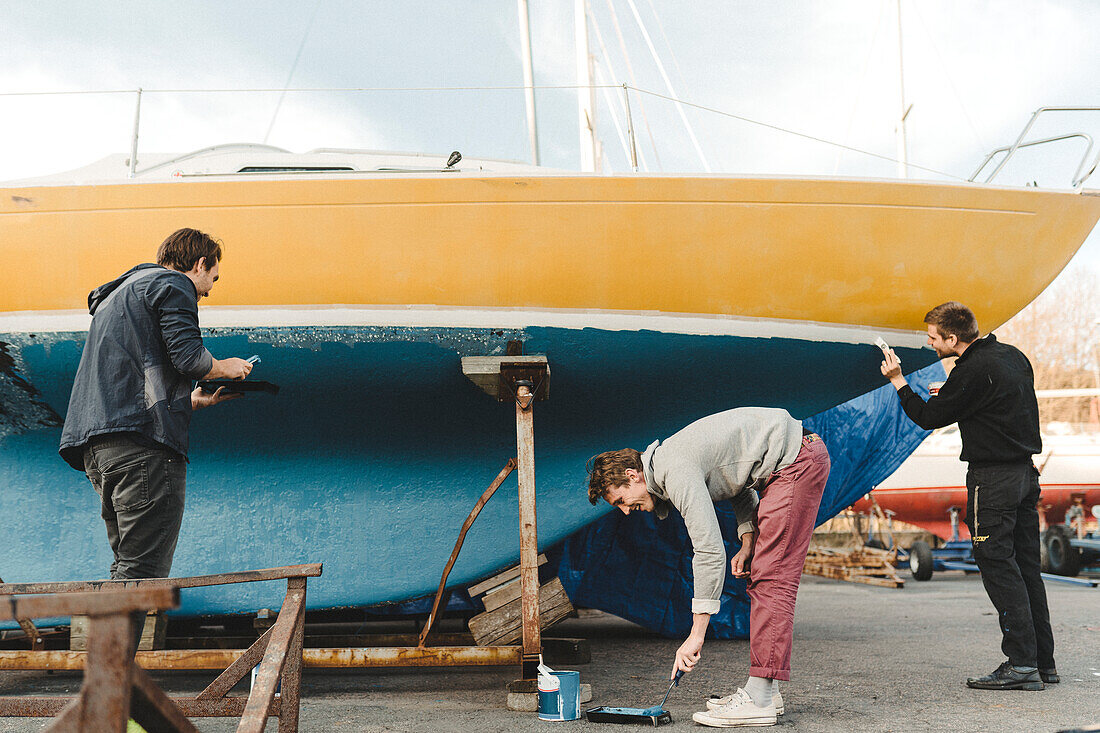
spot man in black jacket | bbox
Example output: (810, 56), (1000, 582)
(879, 301), (1055, 690)
(60, 228), (254, 581)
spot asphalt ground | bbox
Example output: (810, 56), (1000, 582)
(0, 570), (1097, 732)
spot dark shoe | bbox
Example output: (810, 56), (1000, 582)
(966, 661), (1044, 690)
(1040, 668), (1059, 684)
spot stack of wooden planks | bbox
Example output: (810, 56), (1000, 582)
(802, 546), (906, 588)
(466, 555), (575, 646)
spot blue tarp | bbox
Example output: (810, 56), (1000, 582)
(557, 361), (946, 639)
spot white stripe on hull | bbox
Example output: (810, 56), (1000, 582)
(0, 305), (930, 347)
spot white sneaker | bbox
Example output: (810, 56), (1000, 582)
(707, 690), (783, 715)
(692, 688), (777, 727)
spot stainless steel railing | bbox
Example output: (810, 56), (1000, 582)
(970, 107), (1100, 189)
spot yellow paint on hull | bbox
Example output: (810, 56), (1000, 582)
(2, 176), (1097, 331)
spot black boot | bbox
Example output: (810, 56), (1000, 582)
(966, 661), (1044, 690)
(1039, 667), (1059, 684)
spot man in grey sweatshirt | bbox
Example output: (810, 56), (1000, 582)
(587, 407), (830, 727)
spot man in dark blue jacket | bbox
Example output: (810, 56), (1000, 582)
(879, 301), (1055, 691)
(60, 228), (254, 581)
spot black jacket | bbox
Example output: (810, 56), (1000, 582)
(59, 264), (213, 470)
(897, 334), (1041, 466)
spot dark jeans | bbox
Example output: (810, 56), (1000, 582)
(965, 463), (1054, 669)
(83, 433), (186, 580)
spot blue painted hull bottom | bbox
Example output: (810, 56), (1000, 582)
(0, 325), (936, 617)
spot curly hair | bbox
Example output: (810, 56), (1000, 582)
(586, 448), (643, 505)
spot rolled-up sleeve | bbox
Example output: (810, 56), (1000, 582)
(666, 470), (725, 616)
(146, 277), (213, 380)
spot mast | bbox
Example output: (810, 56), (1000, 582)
(517, 0), (540, 166)
(575, 0), (600, 172)
(895, 0), (910, 179)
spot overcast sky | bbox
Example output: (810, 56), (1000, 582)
(3, 1), (1099, 273)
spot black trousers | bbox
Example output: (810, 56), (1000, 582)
(965, 463), (1054, 669)
(82, 433), (187, 580)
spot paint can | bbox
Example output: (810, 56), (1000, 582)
(538, 669), (580, 721)
(929, 381), (945, 397)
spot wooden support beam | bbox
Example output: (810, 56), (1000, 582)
(803, 547), (905, 588)
(72, 611), (166, 651)
(481, 579), (522, 612)
(468, 578), (574, 646)
(466, 555), (547, 598)
(461, 355), (549, 400)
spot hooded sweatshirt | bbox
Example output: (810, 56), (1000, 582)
(641, 407), (804, 615)
(59, 264), (214, 470)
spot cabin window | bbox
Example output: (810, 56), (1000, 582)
(236, 166), (355, 172)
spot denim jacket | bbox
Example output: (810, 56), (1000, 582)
(59, 264), (213, 470)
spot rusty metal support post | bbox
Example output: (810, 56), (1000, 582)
(418, 459), (518, 648)
(279, 577), (306, 733)
(515, 382), (541, 679)
(78, 613), (136, 733)
(17, 620), (44, 652)
(0, 577), (50, 652)
(238, 579), (304, 733)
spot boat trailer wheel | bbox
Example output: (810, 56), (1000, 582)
(1044, 525), (1082, 577)
(909, 540), (934, 581)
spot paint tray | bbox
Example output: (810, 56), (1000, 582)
(198, 379), (280, 395)
(585, 706), (672, 726)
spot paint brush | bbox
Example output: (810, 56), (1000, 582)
(656, 669), (684, 711)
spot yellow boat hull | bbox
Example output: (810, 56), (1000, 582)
(3, 175), (1097, 332)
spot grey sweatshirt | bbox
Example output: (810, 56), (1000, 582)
(640, 407), (804, 615)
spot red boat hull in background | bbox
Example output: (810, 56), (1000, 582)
(853, 427), (1100, 541)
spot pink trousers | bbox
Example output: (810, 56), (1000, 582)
(747, 434), (830, 681)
